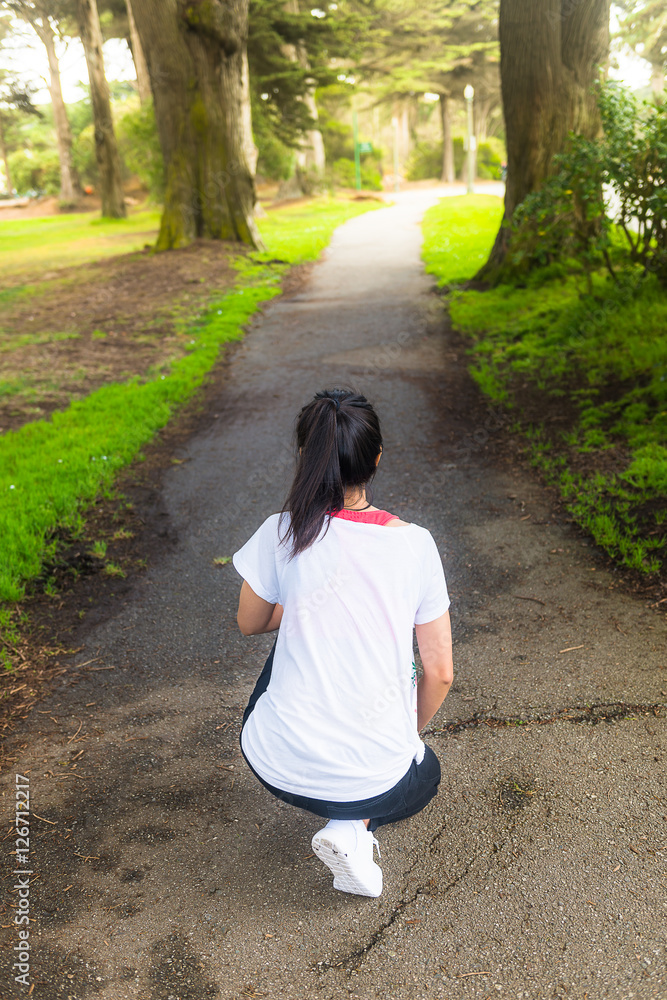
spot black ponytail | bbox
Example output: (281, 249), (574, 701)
(280, 388), (383, 556)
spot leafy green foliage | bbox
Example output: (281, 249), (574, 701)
(599, 85), (667, 283)
(510, 83), (667, 288)
(252, 95), (293, 181)
(8, 147), (60, 195)
(407, 138), (461, 181)
(422, 194), (667, 576)
(330, 157), (382, 191)
(247, 0), (361, 150)
(358, 0), (499, 111)
(615, 0), (667, 97)
(406, 137), (502, 181)
(115, 98), (164, 200)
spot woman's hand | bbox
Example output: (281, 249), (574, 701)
(415, 611), (453, 731)
(237, 581), (284, 635)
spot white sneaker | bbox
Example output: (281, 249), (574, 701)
(311, 819), (383, 897)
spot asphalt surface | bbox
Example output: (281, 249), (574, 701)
(1, 189), (666, 1000)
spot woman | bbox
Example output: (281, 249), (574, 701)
(232, 388), (453, 897)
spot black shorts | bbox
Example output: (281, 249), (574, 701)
(239, 641), (441, 833)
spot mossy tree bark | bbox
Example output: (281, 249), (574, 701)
(131, 0), (262, 250)
(478, 0), (609, 278)
(77, 0), (126, 218)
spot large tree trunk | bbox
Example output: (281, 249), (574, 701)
(0, 114), (13, 195)
(33, 17), (81, 202)
(77, 0), (126, 218)
(439, 93), (455, 183)
(131, 0), (262, 250)
(125, 0), (151, 104)
(479, 0), (609, 276)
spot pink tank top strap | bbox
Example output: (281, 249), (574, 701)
(332, 509), (398, 525)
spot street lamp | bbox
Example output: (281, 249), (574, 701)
(464, 84), (475, 194)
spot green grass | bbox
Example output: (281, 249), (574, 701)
(0, 330), (80, 354)
(0, 197), (378, 648)
(422, 194), (504, 286)
(0, 209), (162, 280)
(422, 194), (667, 577)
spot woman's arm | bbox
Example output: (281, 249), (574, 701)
(237, 580), (284, 635)
(415, 610), (453, 731)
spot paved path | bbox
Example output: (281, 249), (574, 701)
(1, 193), (665, 1000)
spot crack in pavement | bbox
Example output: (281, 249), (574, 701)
(316, 811), (519, 977)
(312, 701), (666, 981)
(314, 770), (535, 978)
(428, 700), (666, 737)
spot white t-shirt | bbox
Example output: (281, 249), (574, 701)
(232, 511), (450, 801)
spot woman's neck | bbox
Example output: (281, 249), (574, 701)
(343, 488), (377, 511)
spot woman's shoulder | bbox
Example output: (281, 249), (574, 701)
(385, 516), (411, 527)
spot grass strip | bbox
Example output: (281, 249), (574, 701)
(0, 209), (163, 280)
(0, 197), (379, 630)
(422, 194), (667, 578)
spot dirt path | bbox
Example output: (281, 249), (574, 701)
(1, 192), (665, 1000)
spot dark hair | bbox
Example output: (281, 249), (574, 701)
(280, 388), (383, 556)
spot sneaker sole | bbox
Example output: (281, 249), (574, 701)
(311, 834), (382, 898)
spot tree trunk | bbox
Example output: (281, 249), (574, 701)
(131, 0), (262, 250)
(439, 93), (454, 183)
(474, 96), (493, 145)
(33, 17), (81, 202)
(400, 102), (410, 163)
(77, 0), (126, 218)
(479, 0), (609, 277)
(0, 113), (13, 195)
(125, 0), (151, 104)
(241, 47), (258, 176)
(296, 88), (326, 177)
(281, 0), (325, 194)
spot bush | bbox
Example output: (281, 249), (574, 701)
(116, 99), (164, 200)
(72, 123), (98, 188)
(8, 149), (60, 196)
(406, 138), (465, 181)
(319, 112), (355, 163)
(600, 84), (667, 284)
(406, 140), (441, 181)
(256, 133), (293, 181)
(510, 134), (611, 288)
(252, 96), (294, 181)
(330, 157), (382, 191)
(477, 141), (503, 180)
(511, 82), (667, 287)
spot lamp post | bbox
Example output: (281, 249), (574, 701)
(464, 84), (475, 194)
